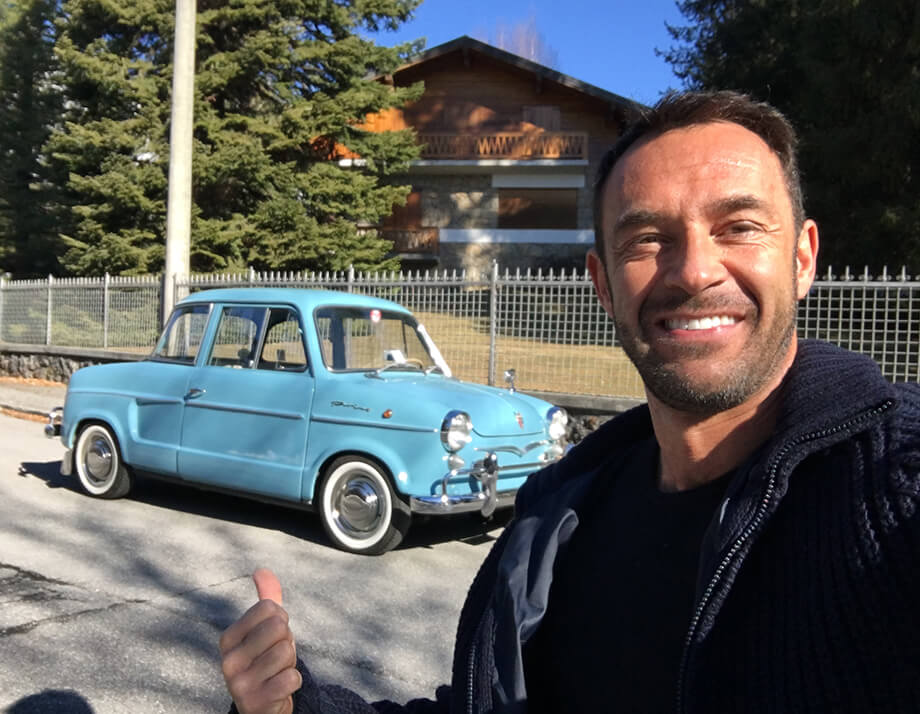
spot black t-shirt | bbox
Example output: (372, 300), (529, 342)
(523, 437), (732, 713)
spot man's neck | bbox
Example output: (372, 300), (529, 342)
(648, 343), (797, 492)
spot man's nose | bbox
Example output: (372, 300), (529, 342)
(662, 230), (727, 294)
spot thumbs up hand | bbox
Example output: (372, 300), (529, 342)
(220, 568), (303, 714)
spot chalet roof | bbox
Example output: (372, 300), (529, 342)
(392, 35), (647, 119)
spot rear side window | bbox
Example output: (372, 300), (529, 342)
(152, 304), (211, 364)
(259, 309), (307, 371)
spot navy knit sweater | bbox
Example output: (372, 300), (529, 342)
(232, 340), (920, 714)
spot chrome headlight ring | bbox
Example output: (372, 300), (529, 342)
(546, 406), (568, 442)
(441, 410), (473, 452)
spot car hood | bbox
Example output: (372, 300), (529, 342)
(318, 373), (552, 438)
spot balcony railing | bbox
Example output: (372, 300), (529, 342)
(417, 131), (588, 160)
(381, 228), (440, 253)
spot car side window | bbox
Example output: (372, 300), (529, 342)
(207, 306), (268, 369)
(152, 304), (210, 364)
(258, 308), (307, 371)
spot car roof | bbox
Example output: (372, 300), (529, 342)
(176, 287), (412, 315)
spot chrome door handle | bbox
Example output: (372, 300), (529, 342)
(185, 387), (206, 400)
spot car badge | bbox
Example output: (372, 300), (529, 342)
(515, 412), (524, 429)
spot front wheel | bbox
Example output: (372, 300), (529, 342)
(74, 423), (133, 498)
(319, 456), (410, 555)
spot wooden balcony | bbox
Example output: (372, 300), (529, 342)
(417, 131), (588, 160)
(381, 228), (439, 254)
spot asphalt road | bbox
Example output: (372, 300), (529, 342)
(0, 413), (506, 713)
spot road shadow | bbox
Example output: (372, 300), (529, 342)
(400, 509), (512, 550)
(6, 689), (95, 713)
(17, 461), (73, 490)
(16, 461), (509, 552)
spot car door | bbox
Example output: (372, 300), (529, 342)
(129, 302), (212, 474)
(177, 304), (315, 500)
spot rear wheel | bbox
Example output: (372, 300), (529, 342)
(319, 456), (410, 555)
(74, 423), (133, 499)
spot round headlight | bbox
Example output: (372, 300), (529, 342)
(441, 410), (473, 452)
(546, 406), (568, 442)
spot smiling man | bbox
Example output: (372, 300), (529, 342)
(220, 92), (920, 714)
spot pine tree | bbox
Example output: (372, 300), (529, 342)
(661, 0), (920, 272)
(45, 0), (423, 276)
(0, 0), (62, 277)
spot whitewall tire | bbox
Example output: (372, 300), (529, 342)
(74, 423), (133, 499)
(319, 456), (410, 555)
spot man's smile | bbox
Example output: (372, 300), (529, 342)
(663, 315), (739, 331)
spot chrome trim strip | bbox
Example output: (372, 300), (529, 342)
(69, 388), (186, 406)
(310, 416), (436, 433)
(184, 402), (304, 420)
(136, 397), (186, 406)
(475, 440), (549, 457)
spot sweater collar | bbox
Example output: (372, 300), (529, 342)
(774, 339), (897, 441)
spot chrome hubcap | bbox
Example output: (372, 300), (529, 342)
(334, 476), (383, 538)
(85, 437), (113, 483)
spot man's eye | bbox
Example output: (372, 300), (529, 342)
(726, 222), (761, 235)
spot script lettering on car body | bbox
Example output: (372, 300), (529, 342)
(331, 400), (371, 412)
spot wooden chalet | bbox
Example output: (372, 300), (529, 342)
(354, 36), (645, 274)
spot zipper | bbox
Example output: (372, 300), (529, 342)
(466, 638), (476, 714)
(674, 399), (893, 713)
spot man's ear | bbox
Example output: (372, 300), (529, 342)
(586, 248), (615, 319)
(795, 219), (819, 299)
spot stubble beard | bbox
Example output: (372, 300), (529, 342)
(614, 289), (798, 416)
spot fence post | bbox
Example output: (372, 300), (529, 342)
(103, 272), (110, 349)
(347, 264), (355, 293)
(46, 274), (54, 345)
(488, 261), (499, 386)
(0, 272), (7, 342)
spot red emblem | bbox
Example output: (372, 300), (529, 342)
(515, 412), (524, 429)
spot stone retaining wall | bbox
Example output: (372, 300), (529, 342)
(0, 347), (141, 383)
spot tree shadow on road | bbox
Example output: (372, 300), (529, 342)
(17, 459), (329, 546)
(15, 460), (508, 552)
(7, 689), (95, 713)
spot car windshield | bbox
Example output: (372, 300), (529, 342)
(314, 306), (449, 374)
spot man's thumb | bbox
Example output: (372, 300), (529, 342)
(252, 567), (283, 604)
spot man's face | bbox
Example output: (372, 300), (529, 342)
(588, 121), (818, 414)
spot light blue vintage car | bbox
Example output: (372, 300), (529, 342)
(47, 288), (567, 554)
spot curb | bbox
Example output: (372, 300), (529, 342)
(1, 405), (49, 423)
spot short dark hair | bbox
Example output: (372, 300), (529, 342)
(593, 90), (805, 260)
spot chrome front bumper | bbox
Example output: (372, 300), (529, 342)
(44, 407), (63, 438)
(410, 449), (558, 517)
(410, 488), (518, 515)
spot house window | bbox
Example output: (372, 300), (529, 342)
(523, 105), (560, 131)
(498, 188), (577, 229)
(383, 190), (423, 229)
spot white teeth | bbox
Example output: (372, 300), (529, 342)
(665, 315), (737, 331)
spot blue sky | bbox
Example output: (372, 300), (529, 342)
(372, 0), (688, 106)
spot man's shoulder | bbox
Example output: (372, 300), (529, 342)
(515, 403), (652, 513)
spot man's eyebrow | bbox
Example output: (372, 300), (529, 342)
(613, 209), (665, 234)
(707, 194), (772, 216)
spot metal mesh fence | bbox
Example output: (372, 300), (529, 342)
(0, 275), (161, 353)
(0, 279), (49, 344)
(798, 269), (920, 383)
(1, 267), (918, 397)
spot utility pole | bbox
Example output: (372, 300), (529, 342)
(161, 0), (196, 324)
